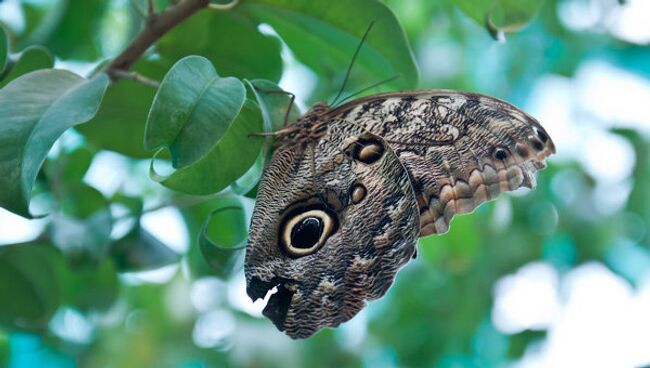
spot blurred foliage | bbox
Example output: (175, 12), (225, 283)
(0, 0), (649, 367)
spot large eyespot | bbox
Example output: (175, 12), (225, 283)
(281, 209), (335, 256)
(352, 137), (385, 164)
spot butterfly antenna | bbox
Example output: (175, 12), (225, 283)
(334, 74), (400, 106)
(331, 21), (375, 106)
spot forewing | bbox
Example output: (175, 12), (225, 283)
(330, 91), (555, 236)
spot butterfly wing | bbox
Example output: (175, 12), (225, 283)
(329, 91), (555, 235)
(246, 121), (419, 338)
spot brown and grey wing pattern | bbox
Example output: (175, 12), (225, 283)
(330, 90), (555, 236)
(245, 120), (419, 338)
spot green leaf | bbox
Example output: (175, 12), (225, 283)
(199, 204), (247, 279)
(0, 26), (8, 77)
(145, 56), (246, 168)
(44, 145), (95, 188)
(50, 184), (113, 262)
(110, 226), (180, 272)
(157, 10), (283, 82)
(61, 260), (119, 312)
(0, 46), (53, 89)
(153, 99), (264, 195)
(453, 0), (543, 36)
(230, 151), (264, 195)
(39, 0), (109, 60)
(246, 79), (301, 132)
(75, 61), (162, 159)
(239, 0), (419, 92)
(0, 242), (65, 331)
(0, 70), (109, 218)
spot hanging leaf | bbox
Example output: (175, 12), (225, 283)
(0, 70), (109, 218)
(145, 55), (246, 168)
(452, 0), (544, 38)
(238, 0), (419, 92)
(50, 184), (113, 262)
(61, 260), (119, 312)
(157, 10), (283, 82)
(110, 226), (180, 272)
(151, 99), (264, 195)
(0, 242), (65, 331)
(199, 204), (247, 279)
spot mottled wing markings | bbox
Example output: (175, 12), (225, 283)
(246, 119), (419, 339)
(330, 91), (555, 236)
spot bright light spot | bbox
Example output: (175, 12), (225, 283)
(191, 277), (227, 313)
(576, 60), (650, 134)
(84, 151), (131, 196)
(337, 309), (368, 349)
(49, 307), (95, 344)
(228, 272), (274, 318)
(0, 0), (24, 32)
(54, 60), (100, 77)
(527, 75), (578, 162)
(557, 0), (603, 32)
(192, 309), (236, 349)
(141, 207), (189, 254)
(581, 129), (635, 184)
(514, 263), (650, 368)
(121, 264), (179, 284)
(493, 262), (561, 334)
(608, 0), (650, 44)
(0, 208), (47, 245)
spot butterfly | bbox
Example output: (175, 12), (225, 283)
(243, 26), (555, 339)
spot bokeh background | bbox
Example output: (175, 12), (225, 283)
(1, 0), (650, 367)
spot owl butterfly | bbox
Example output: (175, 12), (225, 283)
(245, 37), (555, 341)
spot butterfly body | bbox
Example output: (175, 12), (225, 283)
(245, 90), (555, 339)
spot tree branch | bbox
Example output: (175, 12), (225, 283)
(105, 0), (211, 81)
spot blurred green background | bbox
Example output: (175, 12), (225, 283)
(1, 0), (650, 367)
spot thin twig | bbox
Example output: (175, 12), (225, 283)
(110, 69), (161, 88)
(105, 0), (210, 81)
(114, 193), (224, 221)
(208, 0), (240, 11)
(147, 0), (156, 18)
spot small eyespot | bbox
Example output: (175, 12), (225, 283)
(281, 209), (335, 257)
(494, 148), (508, 160)
(535, 127), (549, 143)
(350, 184), (367, 204)
(529, 136), (544, 151)
(353, 138), (384, 164)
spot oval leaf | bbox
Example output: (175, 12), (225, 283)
(145, 55), (246, 168)
(0, 26), (7, 76)
(0, 242), (65, 331)
(0, 70), (109, 218)
(157, 11), (283, 82)
(153, 99), (264, 195)
(239, 0), (419, 92)
(199, 205), (247, 279)
(453, 0), (543, 37)
(110, 226), (179, 272)
(0, 46), (53, 89)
